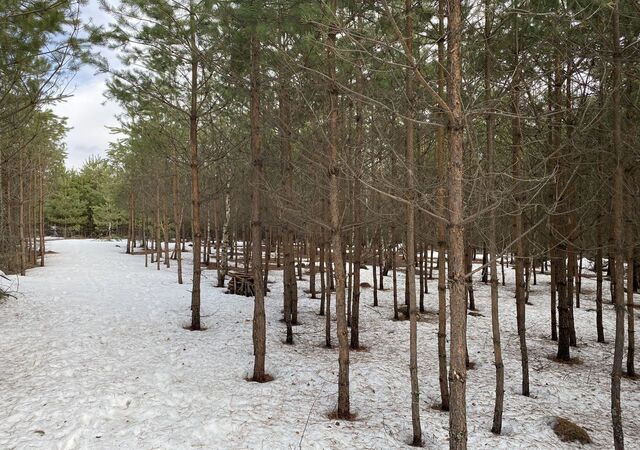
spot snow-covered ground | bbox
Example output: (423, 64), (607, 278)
(0, 239), (638, 449)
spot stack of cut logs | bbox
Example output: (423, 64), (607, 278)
(227, 272), (255, 297)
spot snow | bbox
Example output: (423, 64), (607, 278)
(0, 239), (638, 449)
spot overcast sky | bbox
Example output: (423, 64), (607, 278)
(53, 0), (123, 170)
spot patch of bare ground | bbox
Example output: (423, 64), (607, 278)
(430, 402), (448, 412)
(182, 324), (208, 331)
(547, 355), (584, 365)
(327, 410), (357, 422)
(245, 374), (274, 383)
(551, 417), (592, 445)
(350, 345), (369, 353)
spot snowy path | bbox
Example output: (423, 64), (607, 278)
(1, 239), (639, 449)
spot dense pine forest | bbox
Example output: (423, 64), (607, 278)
(1, 0), (639, 449)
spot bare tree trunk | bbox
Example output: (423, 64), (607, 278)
(404, 0), (421, 441)
(627, 245), (635, 376)
(550, 249), (558, 341)
(392, 249), (398, 320)
(38, 158), (45, 267)
(279, 64), (296, 344)
(378, 236), (384, 290)
(155, 179), (161, 271)
(263, 230), (271, 292)
(419, 243), (425, 313)
(328, 0), (350, 417)
(511, 12), (529, 395)
(610, 2), (625, 446)
(283, 228), (294, 344)
(249, 32), (266, 381)
(485, 1), (504, 432)
(172, 146), (183, 285)
(143, 214), (148, 268)
(552, 49), (571, 361)
(429, 244), (434, 279)
(325, 243), (332, 348)
(18, 151), (26, 276)
(596, 227), (605, 343)
(350, 94), (363, 349)
(465, 245), (475, 311)
(217, 186), (230, 287)
(447, 0), (467, 445)
(309, 236), (317, 298)
(436, 0), (450, 412)
(320, 237), (326, 316)
(576, 252), (583, 308)
(373, 233), (379, 307)
(163, 187), (170, 268)
(188, 4), (202, 330)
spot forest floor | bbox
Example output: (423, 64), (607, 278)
(0, 239), (639, 449)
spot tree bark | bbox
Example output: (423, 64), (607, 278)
(188, 3), (202, 331)
(447, 0), (467, 446)
(249, 32), (266, 381)
(404, 0), (422, 442)
(327, 0), (350, 418)
(610, 2), (625, 447)
(436, 0), (450, 413)
(511, 11), (529, 395)
(485, 0), (504, 433)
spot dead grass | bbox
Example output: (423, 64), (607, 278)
(551, 417), (592, 445)
(359, 282), (372, 289)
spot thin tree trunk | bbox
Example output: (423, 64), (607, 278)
(627, 246), (635, 376)
(327, 0), (350, 417)
(38, 158), (45, 267)
(250, 31), (266, 381)
(404, 1), (422, 440)
(319, 237), (326, 316)
(485, 1), (504, 431)
(280, 64), (296, 343)
(325, 243), (332, 348)
(610, 3), (625, 446)
(188, 4), (202, 330)
(217, 187), (231, 287)
(447, 0), (467, 445)
(511, 10), (529, 395)
(436, 0), (449, 412)
(465, 245), (475, 311)
(310, 236), (317, 299)
(18, 152), (26, 276)
(172, 148), (183, 284)
(596, 230), (605, 343)
(550, 250), (558, 341)
(163, 187), (170, 268)
(429, 244), (435, 279)
(373, 234), (379, 307)
(419, 242), (425, 313)
(351, 102), (362, 348)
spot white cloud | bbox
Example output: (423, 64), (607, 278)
(53, 0), (123, 170)
(54, 74), (123, 169)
